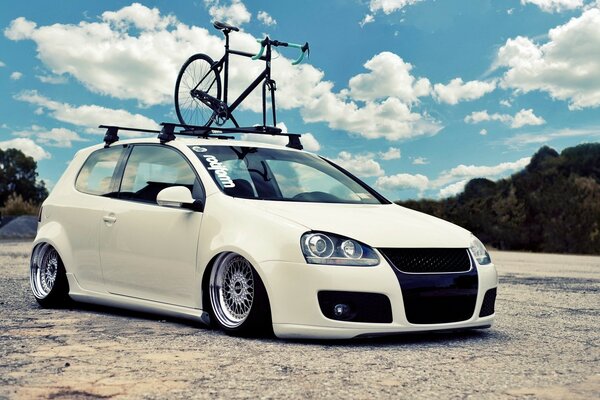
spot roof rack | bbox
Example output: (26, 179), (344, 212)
(99, 123), (304, 150)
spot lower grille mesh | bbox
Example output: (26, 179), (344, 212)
(379, 248), (471, 273)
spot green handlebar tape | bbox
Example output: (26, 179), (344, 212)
(252, 39), (307, 64)
(252, 44), (265, 60)
(291, 51), (305, 65)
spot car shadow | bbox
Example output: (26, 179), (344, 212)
(56, 300), (210, 330)
(284, 328), (509, 347)
(49, 300), (508, 346)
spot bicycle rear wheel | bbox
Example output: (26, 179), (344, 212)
(175, 53), (222, 126)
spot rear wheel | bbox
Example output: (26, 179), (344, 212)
(208, 253), (272, 336)
(30, 243), (70, 308)
(174, 53), (222, 127)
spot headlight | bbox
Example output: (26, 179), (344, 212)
(301, 232), (379, 266)
(469, 235), (492, 265)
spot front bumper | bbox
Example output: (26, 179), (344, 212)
(260, 256), (498, 339)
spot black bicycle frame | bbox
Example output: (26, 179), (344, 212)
(211, 31), (277, 128)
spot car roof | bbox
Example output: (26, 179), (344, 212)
(82, 136), (308, 154)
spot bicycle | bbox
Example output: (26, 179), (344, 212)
(174, 21), (309, 130)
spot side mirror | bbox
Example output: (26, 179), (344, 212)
(156, 186), (203, 211)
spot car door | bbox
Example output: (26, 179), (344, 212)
(99, 144), (204, 307)
(69, 145), (127, 292)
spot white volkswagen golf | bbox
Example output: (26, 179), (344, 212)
(30, 126), (497, 339)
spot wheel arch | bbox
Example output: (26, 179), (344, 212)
(32, 221), (73, 275)
(199, 248), (272, 314)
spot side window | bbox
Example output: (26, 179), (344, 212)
(119, 145), (202, 204)
(75, 146), (124, 196)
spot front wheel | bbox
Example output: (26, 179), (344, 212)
(208, 253), (272, 337)
(30, 243), (70, 308)
(174, 53), (222, 127)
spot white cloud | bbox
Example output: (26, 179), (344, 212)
(15, 90), (159, 135)
(331, 151), (385, 178)
(479, 129), (488, 135)
(438, 179), (469, 198)
(302, 95), (442, 141)
(495, 7), (600, 109)
(10, 71), (23, 80)
(412, 156), (429, 165)
(360, 14), (375, 27)
(206, 0), (251, 26)
(433, 157), (531, 187)
(503, 127), (600, 148)
(378, 147), (401, 160)
(0, 138), (51, 160)
(376, 173), (429, 192)
(257, 11), (276, 26)
(464, 108), (545, 128)
(465, 110), (511, 124)
(376, 157), (531, 197)
(507, 8), (515, 15)
(500, 99), (512, 107)
(520, 0), (584, 13)
(432, 78), (496, 105)
(4, 16), (36, 40)
(512, 108), (546, 128)
(13, 126), (87, 148)
(4, 4), (441, 142)
(0, 60), (5, 67)
(348, 52), (431, 103)
(102, 2), (177, 30)
(36, 73), (67, 84)
(369, 0), (424, 14)
(240, 123), (320, 152)
(4, 6), (218, 107)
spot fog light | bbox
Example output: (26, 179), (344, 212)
(333, 303), (350, 318)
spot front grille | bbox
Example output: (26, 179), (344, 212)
(379, 248), (471, 273)
(479, 288), (497, 317)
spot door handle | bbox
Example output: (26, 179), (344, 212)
(102, 215), (117, 224)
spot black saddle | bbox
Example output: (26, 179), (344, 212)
(213, 21), (239, 32)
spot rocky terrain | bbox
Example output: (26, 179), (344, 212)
(1, 241), (598, 399)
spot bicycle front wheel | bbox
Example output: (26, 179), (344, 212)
(175, 53), (222, 126)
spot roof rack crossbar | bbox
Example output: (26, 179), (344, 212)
(99, 125), (161, 147)
(98, 122), (304, 150)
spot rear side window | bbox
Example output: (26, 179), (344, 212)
(119, 145), (202, 204)
(75, 146), (124, 196)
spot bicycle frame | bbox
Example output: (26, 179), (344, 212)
(209, 31), (277, 128)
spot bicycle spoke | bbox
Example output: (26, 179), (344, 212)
(175, 54), (221, 126)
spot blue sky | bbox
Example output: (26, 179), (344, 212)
(1, 0), (599, 200)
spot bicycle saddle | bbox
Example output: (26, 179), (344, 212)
(213, 21), (239, 32)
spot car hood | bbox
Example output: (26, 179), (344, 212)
(250, 201), (472, 248)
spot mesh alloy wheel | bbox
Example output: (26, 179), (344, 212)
(30, 243), (70, 307)
(210, 253), (255, 328)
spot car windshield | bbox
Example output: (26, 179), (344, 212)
(190, 145), (386, 204)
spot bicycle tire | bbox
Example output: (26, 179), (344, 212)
(175, 53), (222, 126)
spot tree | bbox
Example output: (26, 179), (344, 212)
(0, 148), (48, 207)
(396, 143), (600, 255)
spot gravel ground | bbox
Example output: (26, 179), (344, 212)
(1, 240), (598, 399)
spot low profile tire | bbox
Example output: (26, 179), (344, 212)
(30, 243), (70, 308)
(208, 253), (272, 337)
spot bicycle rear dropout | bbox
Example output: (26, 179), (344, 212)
(174, 21), (309, 131)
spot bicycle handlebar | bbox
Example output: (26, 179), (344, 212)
(252, 38), (310, 65)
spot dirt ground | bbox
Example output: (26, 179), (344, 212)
(1, 240), (598, 399)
